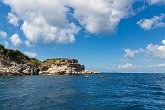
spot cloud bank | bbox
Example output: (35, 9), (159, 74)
(124, 40), (165, 59)
(3, 0), (134, 44)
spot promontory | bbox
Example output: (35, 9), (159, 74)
(0, 44), (99, 76)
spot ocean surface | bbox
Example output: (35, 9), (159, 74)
(0, 73), (165, 110)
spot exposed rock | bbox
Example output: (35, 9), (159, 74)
(39, 58), (99, 75)
(0, 59), (40, 76)
(0, 57), (99, 76)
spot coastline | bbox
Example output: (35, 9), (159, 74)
(0, 44), (99, 76)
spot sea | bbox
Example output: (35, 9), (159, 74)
(0, 73), (165, 110)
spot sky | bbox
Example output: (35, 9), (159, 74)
(0, 0), (165, 73)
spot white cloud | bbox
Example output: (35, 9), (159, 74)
(124, 40), (165, 59)
(7, 12), (19, 26)
(3, 0), (81, 44)
(3, 0), (134, 44)
(124, 49), (136, 58)
(21, 18), (78, 44)
(124, 48), (147, 58)
(147, 40), (165, 58)
(137, 14), (165, 30)
(69, 0), (134, 34)
(118, 63), (133, 69)
(147, 0), (165, 5)
(0, 31), (7, 38)
(25, 51), (37, 58)
(10, 33), (23, 46)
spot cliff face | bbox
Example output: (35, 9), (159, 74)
(0, 44), (41, 76)
(0, 59), (39, 76)
(0, 44), (99, 76)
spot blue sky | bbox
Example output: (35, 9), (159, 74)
(0, 0), (165, 72)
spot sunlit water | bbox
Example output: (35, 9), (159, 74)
(0, 73), (165, 110)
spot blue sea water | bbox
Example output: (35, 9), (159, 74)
(0, 73), (165, 110)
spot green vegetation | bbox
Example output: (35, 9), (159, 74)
(42, 58), (79, 67)
(0, 44), (29, 61)
(27, 58), (42, 66)
(0, 44), (41, 66)
(0, 44), (81, 68)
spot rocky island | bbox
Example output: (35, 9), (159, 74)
(0, 44), (99, 76)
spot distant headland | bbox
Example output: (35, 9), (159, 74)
(0, 44), (99, 76)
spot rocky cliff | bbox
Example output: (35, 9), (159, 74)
(39, 58), (99, 75)
(0, 44), (99, 76)
(0, 44), (41, 76)
(0, 59), (40, 76)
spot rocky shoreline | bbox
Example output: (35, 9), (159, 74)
(0, 44), (99, 76)
(0, 58), (99, 76)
